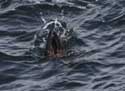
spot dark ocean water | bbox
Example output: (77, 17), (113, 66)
(0, 0), (125, 91)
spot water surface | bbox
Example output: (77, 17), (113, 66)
(0, 0), (125, 91)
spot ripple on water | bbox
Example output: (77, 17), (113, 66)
(0, 0), (125, 91)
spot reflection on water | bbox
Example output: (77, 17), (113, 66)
(0, 0), (125, 91)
